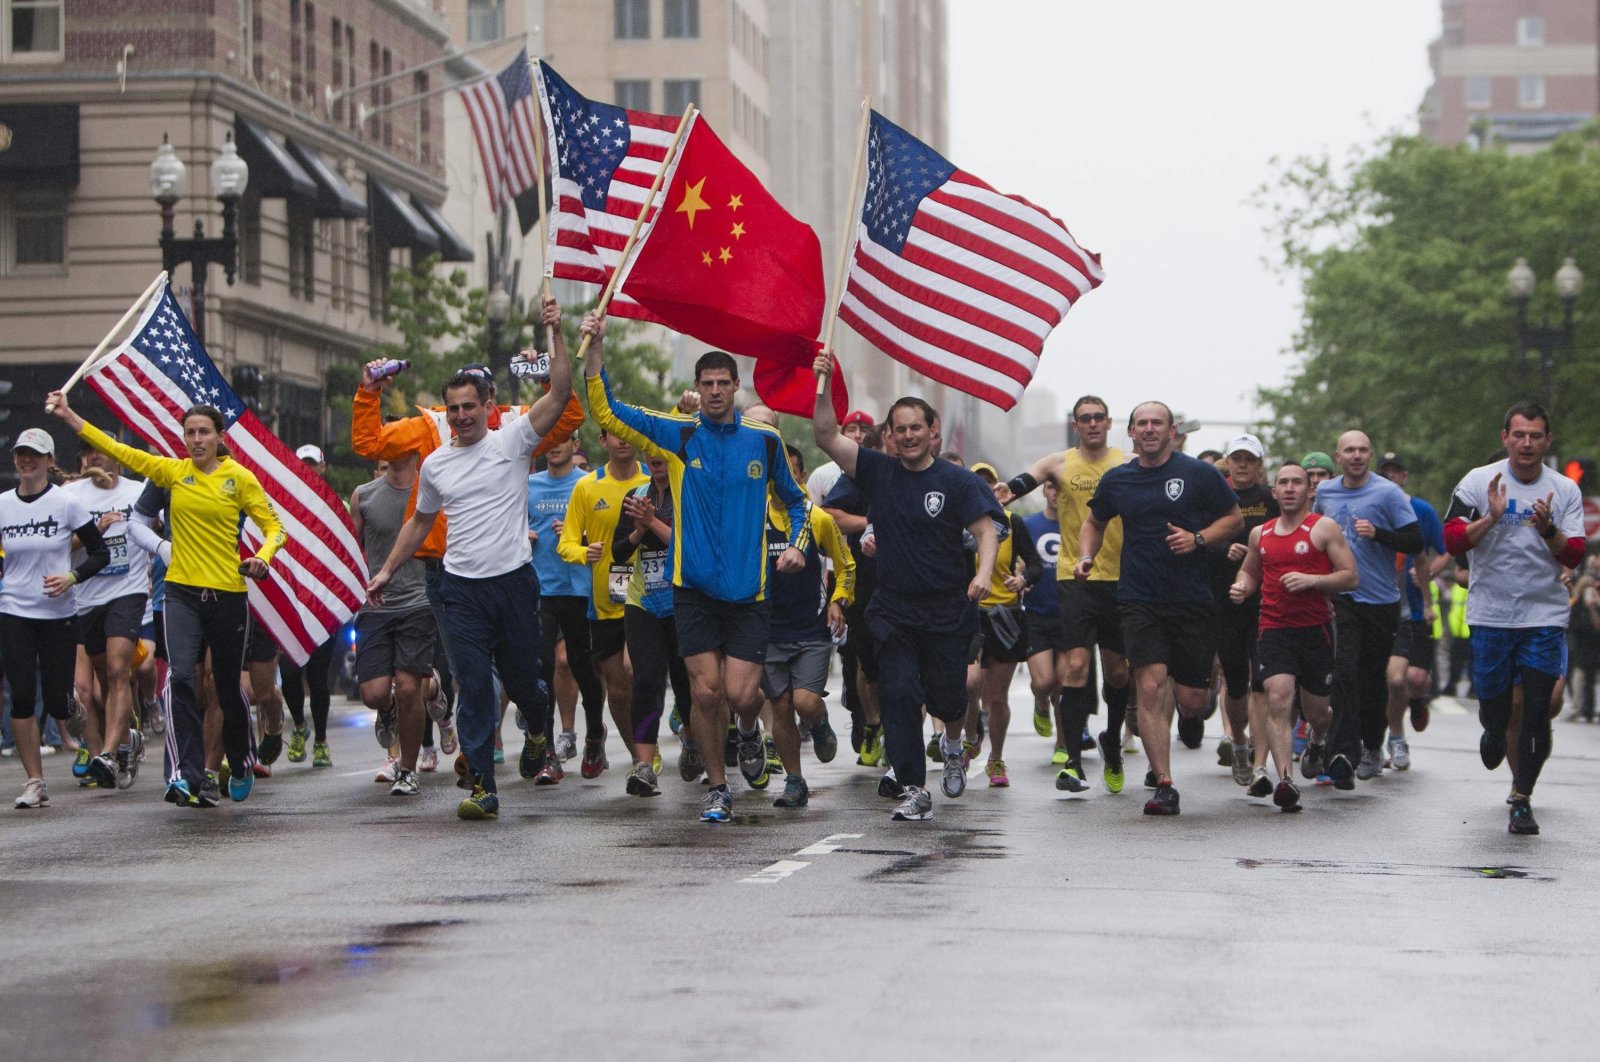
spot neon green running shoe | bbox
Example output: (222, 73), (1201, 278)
(1050, 746), (1069, 766)
(651, 750), (664, 777)
(1032, 707), (1053, 738)
(457, 785), (500, 820)
(312, 742), (332, 768)
(287, 727), (309, 763)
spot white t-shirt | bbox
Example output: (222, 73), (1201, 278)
(807, 462), (843, 506)
(0, 484), (92, 620)
(1449, 459), (1584, 629)
(415, 410), (543, 579)
(64, 477), (149, 611)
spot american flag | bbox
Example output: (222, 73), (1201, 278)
(84, 282), (367, 666)
(459, 48), (544, 215)
(533, 60), (683, 322)
(838, 111), (1105, 411)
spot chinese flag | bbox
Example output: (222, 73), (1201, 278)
(623, 115), (847, 419)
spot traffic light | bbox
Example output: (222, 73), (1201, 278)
(1563, 456), (1597, 493)
(231, 365), (264, 415)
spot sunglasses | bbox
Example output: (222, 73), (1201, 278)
(1075, 412), (1108, 424)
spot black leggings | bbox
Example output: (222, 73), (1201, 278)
(164, 584), (252, 787)
(540, 595), (606, 740)
(0, 613), (77, 721)
(281, 636), (335, 741)
(623, 605), (690, 747)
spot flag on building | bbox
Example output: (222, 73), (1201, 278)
(620, 114), (848, 419)
(84, 282), (368, 666)
(458, 47), (546, 232)
(533, 60), (684, 323)
(838, 111), (1105, 411)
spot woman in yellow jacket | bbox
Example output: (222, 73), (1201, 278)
(48, 391), (285, 807)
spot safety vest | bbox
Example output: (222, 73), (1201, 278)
(1429, 582), (1442, 640)
(1447, 585), (1470, 639)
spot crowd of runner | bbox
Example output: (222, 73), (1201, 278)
(0, 299), (1586, 836)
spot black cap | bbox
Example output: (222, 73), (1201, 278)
(1378, 451), (1406, 471)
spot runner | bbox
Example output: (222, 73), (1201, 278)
(1016, 479), (1070, 767)
(1376, 451), (1446, 769)
(1443, 401), (1585, 835)
(1302, 452), (1336, 494)
(1078, 401), (1243, 816)
(1229, 462), (1359, 809)
(280, 445), (341, 770)
(806, 410), (873, 504)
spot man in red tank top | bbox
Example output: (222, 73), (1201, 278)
(1230, 462), (1359, 811)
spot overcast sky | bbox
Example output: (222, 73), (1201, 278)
(947, 0), (1442, 455)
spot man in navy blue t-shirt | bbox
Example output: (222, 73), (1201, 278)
(1078, 401), (1242, 816)
(814, 357), (1003, 822)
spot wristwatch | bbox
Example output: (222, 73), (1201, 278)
(1193, 532), (1206, 549)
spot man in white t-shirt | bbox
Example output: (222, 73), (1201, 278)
(366, 296), (572, 821)
(1443, 400), (1585, 836)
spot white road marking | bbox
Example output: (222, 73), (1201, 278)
(794, 833), (863, 856)
(739, 859), (811, 885)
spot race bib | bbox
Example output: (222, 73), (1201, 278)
(640, 550), (669, 593)
(608, 563), (632, 603)
(99, 533), (130, 578)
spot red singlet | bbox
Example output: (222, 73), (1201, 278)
(1259, 512), (1335, 629)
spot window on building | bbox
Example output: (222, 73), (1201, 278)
(614, 79), (651, 111)
(369, 41), (380, 140)
(253, 11), (264, 81)
(240, 0), (255, 80)
(1520, 74), (1545, 107)
(330, 18), (343, 119)
(290, 0), (303, 103)
(1, 187), (65, 273)
(1517, 16), (1544, 47)
(614, 0), (648, 39)
(5, 0), (62, 59)
(305, 3), (317, 112)
(416, 71), (431, 164)
(381, 48), (393, 148)
(664, 0), (699, 38)
(238, 189), (261, 285)
(288, 200), (315, 300)
(1465, 76), (1491, 109)
(467, 0), (503, 43)
(664, 79), (699, 116)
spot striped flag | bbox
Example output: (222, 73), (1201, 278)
(838, 111), (1105, 411)
(533, 60), (683, 322)
(458, 48), (544, 216)
(84, 281), (367, 666)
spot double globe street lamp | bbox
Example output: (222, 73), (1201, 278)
(149, 131), (250, 346)
(1507, 255), (1582, 418)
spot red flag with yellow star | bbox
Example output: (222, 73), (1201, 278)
(622, 116), (847, 418)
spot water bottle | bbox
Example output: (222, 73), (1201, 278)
(367, 358), (410, 382)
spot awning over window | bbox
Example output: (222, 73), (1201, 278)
(285, 139), (366, 219)
(0, 104), (79, 185)
(234, 117), (315, 200)
(369, 178), (438, 253)
(411, 197), (473, 262)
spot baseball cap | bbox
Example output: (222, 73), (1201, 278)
(1302, 451), (1336, 474)
(295, 444), (325, 463)
(1378, 451), (1406, 471)
(841, 410), (874, 428)
(11, 427), (55, 456)
(970, 461), (999, 483)
(456, 362), (498, 390)
(1225, 433), (1265, 460)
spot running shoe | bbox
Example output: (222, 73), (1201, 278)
(1409, 698), (1430, 733)
(513, 707), (526, 732)
(668, 705), (683, 735)
(701, 785), (733, 823)
(65, 694), (86, 740)
(457, 786), (499, 820)
(764, 736), (784, 778)
(72, 745), (92, 778)
(418, 747), (439, 773)
(492, 733), (504, 765)
(375, 698), (398, 749)
(678, 738), (705, 782)
(1050, 746), (1069, 766)
(1144, 782), (1180, 816)
(725, 725), (741, 769)
(13, 778), (48, 809)
(1356, 746), (1384, 781)
(1176, 713), (1204, 749)
(1122, 734), (1138, 755)
(985, 759), (1010, 788)
(144, 697), (165, 734)
(375, 757), (398, 783)
(439, 716), (459, 756)
(856, 725), (883, 767)
(1231, 744), (1253, 786)
(519, 734), (547, 779)
(87, 752), (117, 790)
(287, 727), (309, 763)
(1080, 728), (1096, 752)
(581, 732), (609, 779)
(1273, 777), (1302, 812)
(651, 750), (664, 777)
(736, 727), (769, 789)
(878, 769), (905, 800)
(390, 767), (420, 796)
(1300, 741), (1326, 781)
(1508, 798), (1540, 835)
(195, 773), (221, 807)
(1216, 736), (1234, 767)
(962, 739), (978, 768)
(1480, 729), (1506, 771)
(1098, 730), (1125, 794)
(252, 763), (271, 778)
(1144, 768), (1159, 789)
(773, 774), (810, 809)
(555, 729), (577, 762)
(228, 767), (253, 802)
(1387, 736), (1411, 771)
(811, 716), (839, 764)
(164, 779), (192, 806)
(940, 745), (966, 799)
(313, 743), (332, 768)
(117, 730), (144, 790)
(926, 736), (942, 763)
(626, 761), (661, 797)
(1292, 719), (1309, 758)
(891, 785), (933, 821)
(217, 761), (231, 789)
(426, 669), (450, 722)
(1054, 765), (1088, 793)
(257, 726), (283, 767)
(1248, 766), (1273, 798)
(535, 750), (565, 785)
(1032, 705), (1054, 738)
(1326, 753), (1355, 790)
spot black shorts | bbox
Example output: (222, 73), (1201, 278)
(590, 617), (626, 662)
(355, 607), (438, 683)
(1390, 619), (1435, 671)
(75, 593), (146, 656)
(979, 606), (1029, 665)
(1256, 624), (1335, 696)
(152, 610), (166, 661)
(1119, 599), (1216, 690)
(844, 597), (879, 683)
(673, 586), (770, 664)
(1060, 579), (1124, 653)
(244, 621), (279, 664)
(1216, 599), (1264, 697)
(1025, 610), (1069, 656)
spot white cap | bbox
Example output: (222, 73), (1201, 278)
(1225, 433), (1265, 459)
(295, 444), (325, 463)
(11, 427), (56, 456)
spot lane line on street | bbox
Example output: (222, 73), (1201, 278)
(795, 832), (863, 856)
(739, 832), (866, 884)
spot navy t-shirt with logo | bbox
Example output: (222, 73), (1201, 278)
(853, 447), (1003, 632)
(1088, 452), (1238, 604)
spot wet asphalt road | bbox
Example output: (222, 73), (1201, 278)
(3, 677), (1599, 1062)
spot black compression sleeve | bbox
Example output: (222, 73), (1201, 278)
(1373, 523), (1425, 555)
(1005, 472), (1039, 499)
(72, 520), (110, 582)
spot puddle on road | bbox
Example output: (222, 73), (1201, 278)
(1236, 858), (1554, 882)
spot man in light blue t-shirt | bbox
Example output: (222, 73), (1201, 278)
(1312, 430), (1424, 787)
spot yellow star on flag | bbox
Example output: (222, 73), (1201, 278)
(731, 222), (746, 239)
(727, 194), (743, 211)
(701, 250), (713, 266)
(719, 246), (733, 264)
(677, 177), (711, 229)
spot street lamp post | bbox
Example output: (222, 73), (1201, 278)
(150, 132), (250, 347)
(485, 285), (513, 401)
(1507, 255), (1583, 418)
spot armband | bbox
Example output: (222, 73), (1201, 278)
(1005, 472), (1039, 499)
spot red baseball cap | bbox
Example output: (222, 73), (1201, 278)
(841, 410), (874, 427)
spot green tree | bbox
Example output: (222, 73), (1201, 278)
(1255, 130), (1600, 503)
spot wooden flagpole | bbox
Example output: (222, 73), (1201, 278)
(574, 102), (697, 360)
(816, 98), (872, 397)
(529, 57), (553, 302)
(48, 270), (169, 412)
